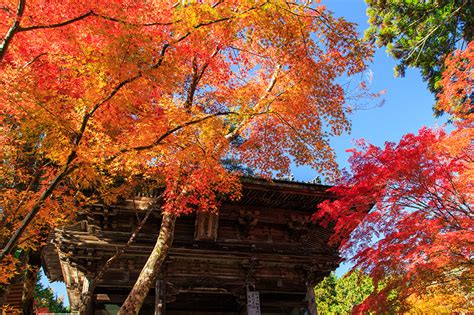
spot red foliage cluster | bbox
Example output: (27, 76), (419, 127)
(315, 127), (473, 312)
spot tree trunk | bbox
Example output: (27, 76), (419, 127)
(118, 212), (176, 315)
(78, 202), (157, 315)
(22, 250), (41, 315)
(0, 286), (11, 309)
(21, 268), (39, 315)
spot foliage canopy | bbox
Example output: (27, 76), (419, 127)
(316, 126), (473, 312)
(1, 1), (374, 312)
(365, 0), (473, 99)
(314, 270), (374, 314)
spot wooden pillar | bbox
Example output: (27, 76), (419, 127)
(57, 252), (85, 312)
(81, 276), (94, 315)
(154, 279), (165, 315)
(246, 285), (261, 315)
(22, 250), (42, 315)
(306, 285), (317, 315)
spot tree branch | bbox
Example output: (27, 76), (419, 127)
(0, 163), (77, 259)
(18, 11), (178, 33)
(17, 10), (95, 32)
(184, 47), (219, 110)
(0, 0), (25, 62)
(225, 64), (281, 140)
(108, 111), (237, 162)
(271, 110), (315, 151)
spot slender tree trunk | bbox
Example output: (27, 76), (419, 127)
(118, 212), (176, 315)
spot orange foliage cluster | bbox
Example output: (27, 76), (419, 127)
(1, 1), (372, 281)
(436, 41), (473, 123)
(405, 282), (472, 314)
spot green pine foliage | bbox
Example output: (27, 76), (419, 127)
(314, 270), (374, 314)
(365, 0), (473, 96)
(34, 273), (69, 313)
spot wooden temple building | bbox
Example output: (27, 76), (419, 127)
(42, 178), (340, 314)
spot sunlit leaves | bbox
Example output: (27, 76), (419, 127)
(1, 0), (372, 273)
(436, 41), (473, 122)
(314, 270), (374, 314)
(315, 127), (473, 312)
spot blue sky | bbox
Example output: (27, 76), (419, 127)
(42, 0), (448, 305)
(293, 0), (446, 183)
(292, 0), (447, 276)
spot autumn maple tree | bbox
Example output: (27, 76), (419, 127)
(315, 41), (473, 311)
(1, 0), (373, 313)
(313, 3), (473, 312)
(436, 41), (473, 121)
(315, 126), (473, 312)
